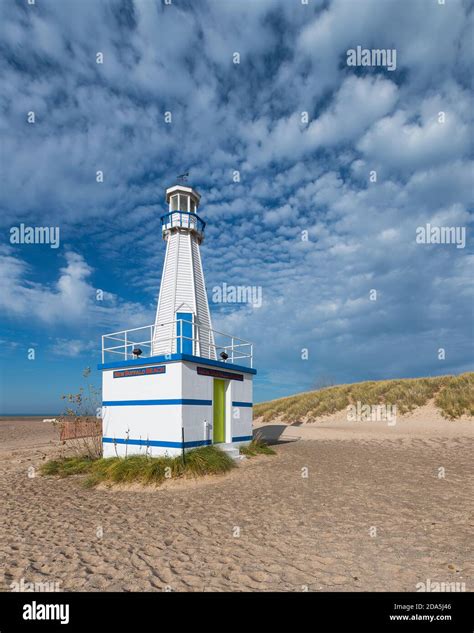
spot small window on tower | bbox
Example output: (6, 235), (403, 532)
(179, 194), (189, 212)
(190, 199), (196, 213)
(171, 195), (179, 211)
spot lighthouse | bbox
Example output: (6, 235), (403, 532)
(152, 184), (216, 359)
(99, 183), (255, 458)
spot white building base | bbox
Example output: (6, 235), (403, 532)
(99, 354), (255, 459)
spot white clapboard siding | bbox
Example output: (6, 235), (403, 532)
(153, 229), (214, 358)
(192, 237), (216, 359)
(152, 230), (179, 355)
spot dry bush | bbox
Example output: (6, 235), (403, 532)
(52, 367), (102, 459)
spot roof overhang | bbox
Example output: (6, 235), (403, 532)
(165, 185), (201, 205)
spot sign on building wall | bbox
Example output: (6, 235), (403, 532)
(196, 366), (243, 381)
(113, 365), (166, 379)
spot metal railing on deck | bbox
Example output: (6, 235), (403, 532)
(161, 211), (206, 240)
(101, 319), (253, 368)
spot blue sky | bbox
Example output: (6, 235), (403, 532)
(0, 0), (472, 413)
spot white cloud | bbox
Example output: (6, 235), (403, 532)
(0, 247), (153, 329)
(0, 0), (472, 401)
(358, 109), (470, 173)
(307, 76), (398, 148)
(51, 338), (96, 358)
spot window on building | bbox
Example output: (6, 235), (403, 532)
(171, 195), (179, 211)
(179, 194), (189, 212)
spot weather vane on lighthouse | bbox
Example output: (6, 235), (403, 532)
(99, 180), (256, 460)
(176, 171), (189, 183)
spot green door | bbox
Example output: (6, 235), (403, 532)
(213, 379), (226, 443)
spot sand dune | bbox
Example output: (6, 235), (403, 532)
(254, 403), (474, 442)
(0, 415), (472, 592)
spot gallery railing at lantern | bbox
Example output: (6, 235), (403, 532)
(101, 319), (253, 368)
(160, 211), (206, 239)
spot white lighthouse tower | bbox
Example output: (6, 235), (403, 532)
(99, 182), (255, 458)
(152, 184), (216, 359)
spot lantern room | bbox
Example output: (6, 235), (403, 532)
(166, 185), (201, 214)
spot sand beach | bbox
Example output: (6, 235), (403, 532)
(1, 411), (472, 592)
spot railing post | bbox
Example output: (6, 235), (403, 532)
(181, 427), (186, 465)
(100, 324), (253, 368)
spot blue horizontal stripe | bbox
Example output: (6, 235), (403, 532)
(98, 353), (257, 375)
(232, 401), (253, 408)
(232, 435), (253, 442)
(102, 399), (212, 406)
(103, 437), (211, 449)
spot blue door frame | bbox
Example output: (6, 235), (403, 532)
(176, 312), (193, 354)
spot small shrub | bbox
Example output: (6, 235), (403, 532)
(50, 368), (103, 460)
(240, 437), (275, 457)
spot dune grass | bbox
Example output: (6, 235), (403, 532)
(434, 373), (474, 419)
(239, 437), (276, 457)
(254, 372), (474, 423)
(41, 445), (236, 488)
(41, 455), (95, 477)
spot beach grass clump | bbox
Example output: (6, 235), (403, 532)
(183, 445), (236, 475)
(435, 373), (474, 419)
(254, 373), (473, 423)
(40, 456), (95, 477)
(239, 437), (276, 457)
(40, 445), (235, 488)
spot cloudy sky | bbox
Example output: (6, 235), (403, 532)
(0, 0), (472, 413)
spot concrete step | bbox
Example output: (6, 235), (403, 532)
(217, 443), (242, 461)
